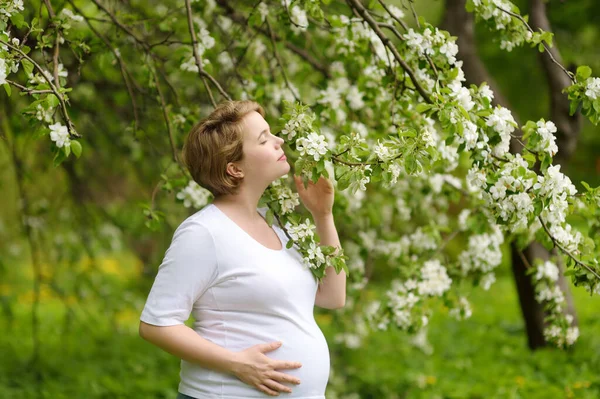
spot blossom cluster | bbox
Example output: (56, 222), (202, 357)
(0, 0), (24, 23)
(176, 180), (212, 209)
(530, 260), (579, 347)
(469, 0), (533, 51)
(181, 27), (215, 73)
(405, 27), (459, 65)
(458, 225), (504, 289)
(269, 174), (300, 214)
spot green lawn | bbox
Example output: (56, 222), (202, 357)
(1, 267), (599, 399)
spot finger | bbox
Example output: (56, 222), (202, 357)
(260, 341), (282, 353)
(274, 360), (302, 370)
(264, 378), (292, 394)
(257, 384), (279, 396)
(269, 371), (301, 385)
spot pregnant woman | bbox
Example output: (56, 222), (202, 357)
(139, 100), (346, 398)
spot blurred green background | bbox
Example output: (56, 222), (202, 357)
(1, 0), (599, 398)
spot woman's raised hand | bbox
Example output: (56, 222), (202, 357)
(231, 341), (302, 396)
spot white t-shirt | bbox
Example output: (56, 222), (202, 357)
(140, 203), (330, 399)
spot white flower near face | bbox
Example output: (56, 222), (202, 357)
(296, 132), (329, 161)
(49, 122), (71, 148)
(584, 77), (600, 100)
(176, 180), (212, 209)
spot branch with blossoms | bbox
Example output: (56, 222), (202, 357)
(467, 0), (600, 125)
(0, 39), (78, 139)
(184, 0), (231, 107)
(258, 0), (600, 348)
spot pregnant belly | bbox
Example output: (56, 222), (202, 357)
(189, 323), (330, 398)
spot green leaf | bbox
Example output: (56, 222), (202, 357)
(3, 83), (11, 97)
(47, 94), (59, 108)
(569, 99), (580, 116)
(576, 65), (592, 82)
(70, 140), (82, 158)
(415, 103), (433, 113)
(458, 105), (471, 121)
(53, 148), (67, 167)
(286, 239), (294, 249)
(22, 60), (34, 76)
(265, 208), (274, 226)
(10, 13), (25, 28)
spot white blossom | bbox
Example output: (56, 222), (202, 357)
(346, 85), (365, 110)
(584, 77), (600, 100)
(176, 180), (212, 209)
(296, 132), (329, 161)
(61, 8), (84, 22)
(49, 122), (71, 148)
(534, 260), (559, 282)
(0, 57), (7, 85)
(257, 2), (269, 22)
(417, 259), (452, 297)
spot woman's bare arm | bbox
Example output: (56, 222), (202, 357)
(139, 321), (238, 375)
(139, 321), (303, 396)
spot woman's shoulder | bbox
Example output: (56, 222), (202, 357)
(177, 204), (220, 232)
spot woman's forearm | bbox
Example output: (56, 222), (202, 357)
(139, 322), (239, 375)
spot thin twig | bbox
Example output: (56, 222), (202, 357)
(538, 216), (600, 280)
(6, 79), (53, 94)
(0, 39), (79, 138)
(184, 0), (231, 106)
(266, 18), (300, 102)
(346, 0), (432, 103)
(495, 5), (575, 82)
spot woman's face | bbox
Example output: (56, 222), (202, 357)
(235, 111), (289, 185)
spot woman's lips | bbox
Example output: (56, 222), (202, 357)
(278, 155), (287, 161)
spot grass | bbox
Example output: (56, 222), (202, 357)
(1, 260), (599, 398)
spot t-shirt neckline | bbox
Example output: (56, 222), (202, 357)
(209, 203), (285, 253)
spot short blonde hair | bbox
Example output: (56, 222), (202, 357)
(182, 100), (265, 198)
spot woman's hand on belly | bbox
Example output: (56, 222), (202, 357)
(231, 341), (303, 396)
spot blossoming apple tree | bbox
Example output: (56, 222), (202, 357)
(1, 0), (599, 359)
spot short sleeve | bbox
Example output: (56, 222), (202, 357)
(140, 221), (219, 326)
